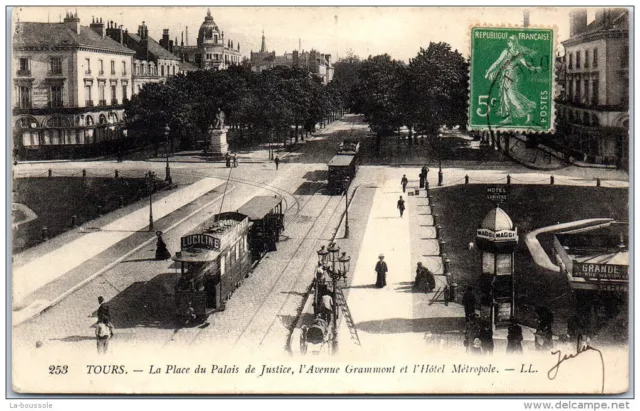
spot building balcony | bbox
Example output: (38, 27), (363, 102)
(85, 100), (94, 107)
(17, 69), (32, 76)
(47, 70), (64, 77)
(98, 99), (107, 106)
(48, 101), (64, 108)
(111, 99), (119, 106)
(14, 103), (32, 110)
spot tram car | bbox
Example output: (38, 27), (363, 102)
(237, 196), (285, 261)
(172, 211), (252, 321)
(337, 138), (360, 158)
(327, 154), (356, 195)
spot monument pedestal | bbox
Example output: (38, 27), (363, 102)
(208, 127), (229, 159)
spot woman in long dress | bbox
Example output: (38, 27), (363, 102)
(484, 35), (542, 125)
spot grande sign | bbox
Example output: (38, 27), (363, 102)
(572, 263), (628, 281)
(477, 228), (518, 242)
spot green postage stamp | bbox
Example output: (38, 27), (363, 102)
(468, 27), (555, 133)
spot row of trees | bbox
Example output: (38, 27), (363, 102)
(332, 42), (469, 150)
(124, 65), (344, 151)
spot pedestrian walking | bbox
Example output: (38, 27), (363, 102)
(479, 321), (494, 355)
(225, 153), (231, 168)
(463, 286), (476, 322)
(507, 318), (524, 354)
(375, 254), (388, 288)
(95, 318), (114, 355)
(155, 231), (171, 260)
(397, 196), (405, 218)
(233, 153), (238, 167)
(274, 155), (280, 170)
(97, 296), (111, 324)
(401, 174), (408, 193)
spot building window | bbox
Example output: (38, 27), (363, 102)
(172, 65), (175, 75)
(621, 78), (629, 106)
(622, 46), (629, 68)
(111, 60), (116, 75)
(161, 65), (164, 76)
(567, 79), (573, 101)
(18, 57), (30, 75)
(98, 82), (106, 105)
(568, 52), (573, 69)
(110, 84), (117, 105)
(50, 57), (62, 74)
(576, 51), (581, 69)
(85, 58), (91, 74)
(584, 50), (589, 69)
(134, 63), (139, 75)
(84, 84), (92, 106)
(99, 60), (104, 75)
(575, 79), (581, 103)
(593, 48), (598, 68)
(592, 78), (599, 106)
(583, 80), (589, 105)
(50, 85), (63, 108)
(18, 86), (31, 108)
(122, 61), (127, 75)
(122, 84), (128, 101)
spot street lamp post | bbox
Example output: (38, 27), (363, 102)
(344, 182), (350, 239)
(164, 124), (172, 184)
(438, 132), (443, 186)
(147, 171), (155, 231)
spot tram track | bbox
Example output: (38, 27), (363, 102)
(162, 173), (338, 350)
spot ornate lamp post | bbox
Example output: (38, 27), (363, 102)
(164, 124), (172, 183)
(338, 251), (351, 285)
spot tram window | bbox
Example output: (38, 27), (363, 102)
(244, 235), (248, 252)
(236, 241), (240, 260)
(230, 245), (236, 265)
(220, 255), (226, 276)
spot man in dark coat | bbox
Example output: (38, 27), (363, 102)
(463, 286), (476, 322)
(375, 254), (388, 288)
(507, 318), (524, 354)
(397, 196), (405, 218)
(274, 156), (280, 170)
(401, 175), (408, 193)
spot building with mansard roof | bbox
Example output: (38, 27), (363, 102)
(169, 9), (242, 70)
(249, 32), (334, 84)
(12, 13), (135, 160)
(555, 8), (629, 168)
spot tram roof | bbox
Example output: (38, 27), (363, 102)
(328, 154), (355, 166)
(172, 249), (220, 263)
(238, 196), (283, 220)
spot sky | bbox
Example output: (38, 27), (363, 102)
(12, 6), (603, 62)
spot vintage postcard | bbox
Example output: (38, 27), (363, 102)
(9, 6), (630, 395)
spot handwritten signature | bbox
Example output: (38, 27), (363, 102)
(547, 340), (605, 393)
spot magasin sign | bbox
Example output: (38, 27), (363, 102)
(572, 263), (628, 281)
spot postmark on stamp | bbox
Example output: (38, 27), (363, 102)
(468, 27), (555, 133)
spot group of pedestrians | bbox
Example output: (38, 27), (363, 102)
(225, 152), (239, 168)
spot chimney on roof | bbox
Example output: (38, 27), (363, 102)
(139, 21), (149, 58)
(90, 16), (106, 38)
(185, 26), (189, 46)
(569, 9), (588, 37)
(160, 28), (170, 51)
(181, 32), (184, 47)
(63, 11), (81, 34)
(106, 20), (124, 45)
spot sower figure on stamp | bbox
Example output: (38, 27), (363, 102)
(484, 35), (542, 125)
(375, 254), (388, 288)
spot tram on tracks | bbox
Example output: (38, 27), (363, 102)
(238, 196), (285, 261)
(328, 139), (360, 195)
(172, 196), (284, 321)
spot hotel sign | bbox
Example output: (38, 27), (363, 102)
(477, 228), (518, 242)
(573, 263), (628, 281)
(486, 186), (509, 202)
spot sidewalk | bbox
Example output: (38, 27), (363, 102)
(12, 177), (225, 325)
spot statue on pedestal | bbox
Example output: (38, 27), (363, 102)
(213, 108), (226, 129)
